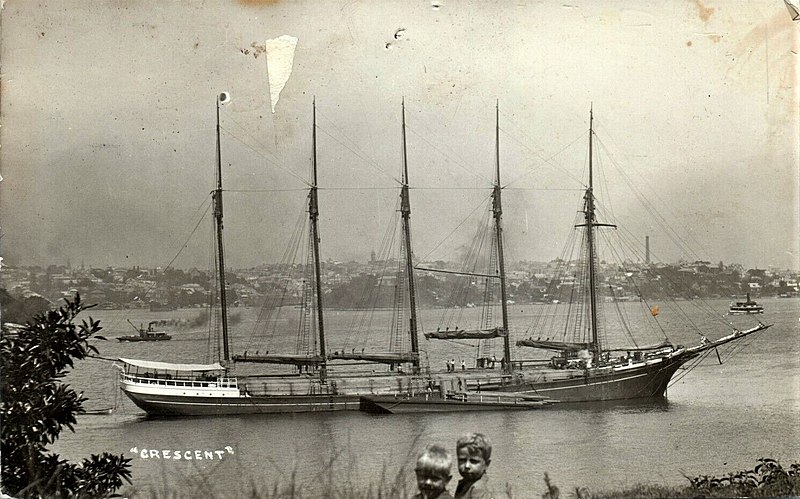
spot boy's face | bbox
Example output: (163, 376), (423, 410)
(457, 447), (489, 481)
(415, 469), (451, 498)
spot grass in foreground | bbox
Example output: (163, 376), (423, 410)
(126, 457), (800, 498)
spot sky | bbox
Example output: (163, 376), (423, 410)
(1, 0), (798, 272)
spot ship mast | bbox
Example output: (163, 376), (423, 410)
(582, 107), (615, 362)
(400, 98), (421, 372)
(492, 101), (513, 373)
(310, 98), (328, 380)
(214, 93), (230, 363)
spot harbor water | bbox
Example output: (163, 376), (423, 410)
(52, 298), (800, 497)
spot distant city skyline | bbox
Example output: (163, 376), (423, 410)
(1, 1), (797, 272)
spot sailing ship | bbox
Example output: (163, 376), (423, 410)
(118, 96), (538, 416)
(729, 293), (764, 314)
(118, 97), (771, 415)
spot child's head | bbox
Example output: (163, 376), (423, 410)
(415, 444), (452, 498)
(456, 433), (492, 481)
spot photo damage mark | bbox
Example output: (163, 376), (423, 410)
(265, 35), (298, 113)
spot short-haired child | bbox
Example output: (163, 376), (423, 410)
(454, 433), (492, 499)
(413, 444), (453, 499)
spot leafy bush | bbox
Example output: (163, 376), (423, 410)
(1, 294), (132, 498)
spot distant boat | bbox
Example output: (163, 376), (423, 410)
(118, 320), (172, 342)
(149, 301), (177, 312)
(729, 293), (764, 314)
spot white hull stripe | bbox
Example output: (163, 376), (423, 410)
(140, 398), (355, 408)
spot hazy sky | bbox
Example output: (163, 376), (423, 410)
(1, 1), (798, 271)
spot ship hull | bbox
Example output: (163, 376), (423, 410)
(120, 352), (699, 416)
(728, 308), (763, 315)
(501, 353), (698, 402)
(117, 337), (172, 342)
(121, 388), (361, 416)
(119, 371), (417, 416)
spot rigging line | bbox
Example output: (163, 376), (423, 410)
(669, 349), (714, 387)
(228, 187), (401, 192)
(352, 199), (403, 345)
(613, 217), (727, 329)
(418, 193), (493, 263)
(501, 128), (589, 189)
(503, 187), (585, 192)
(347, 205), (402, 350)
(102, 196), (213, 334)
(314, 108), (401, 185)
(221, 111), (285, 166)
(599, 232), (671, 341)
(219, 115), (311, 190)
(403, 106), (492, 184)
(314, 125), (400, 185)
(406, 127), (490, 184)
(610, 223), (728, 328)
(224, 188), (311, 193)
(247, 205), (308, 350)
(220, 115), (280, 163)
(411, 187), (496, 191)
(594, 150), (617, 223)
(443, 205), (493, 328)
(594, 190), (724, 326)
(594, 124), (708, 256)
(594, 136), (707, 261)
(415, 267), (500, 279)
(252, 204), (308, 342)
(163, 200), (214, 271)
(218, 125), (311, 187)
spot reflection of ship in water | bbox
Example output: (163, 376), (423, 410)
(117, 97), (772, 416)
(118, 320), (172, 342)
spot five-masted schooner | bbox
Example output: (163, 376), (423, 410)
(118, 97), (771, 416)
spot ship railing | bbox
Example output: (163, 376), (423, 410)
(120, 372), (238, 389)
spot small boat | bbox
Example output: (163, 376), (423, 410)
(149, 301), (177, 312)
(729, 293), (764, 314)
(361, 393), (554, 414)
(83, 407), (114, 415)
(360, 390), (555, 414)
(118, 320), (172, 342)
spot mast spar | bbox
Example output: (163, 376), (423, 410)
(401, 98), (421, 372)
(214, 93), (230, 363)
(587, 107), (599, 359)
(310, 98), (328, 380)
(493, 101), (513, 373)
(580, 106), (615, 362)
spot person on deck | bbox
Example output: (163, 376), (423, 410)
(454, 433), (493, 499)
